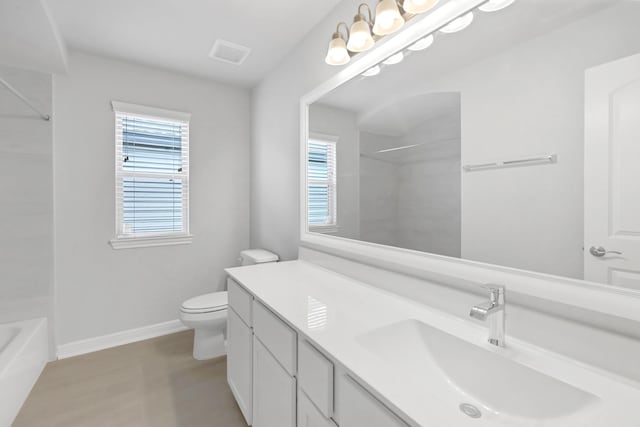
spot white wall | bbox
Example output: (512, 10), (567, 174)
(251, 0), (363, 260)
(309, 104), (360, 239)
(457, 6), (640, 279)
(0, 66), (53, 331)
(54, 52), (250, 346)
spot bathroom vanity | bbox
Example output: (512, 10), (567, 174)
(225, 260), (640, 427)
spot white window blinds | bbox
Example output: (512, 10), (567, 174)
(307, 137), (337, 227)
(112, 102), (190, 239)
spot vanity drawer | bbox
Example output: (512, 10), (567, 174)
(228, 278), (252, 326)
(335, 374), (409, 427)
(298, 339), (334, 418)
(252, 300), (297, 375)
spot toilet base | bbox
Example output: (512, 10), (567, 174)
(193, 328), (227, 360)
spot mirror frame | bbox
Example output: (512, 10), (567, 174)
(299, 0), (640, 322)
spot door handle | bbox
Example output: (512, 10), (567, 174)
(589, 246), (623, 258)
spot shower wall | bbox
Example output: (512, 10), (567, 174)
(0, 66), (53, 327)
(360, 129), (461, 257)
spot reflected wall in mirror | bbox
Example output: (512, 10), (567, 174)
(306, 0), (640, 289)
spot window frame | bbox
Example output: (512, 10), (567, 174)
(307, 133), (338, 233)
(109, 101), (193, 249)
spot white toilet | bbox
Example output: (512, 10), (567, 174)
(180, 249), (279, 360)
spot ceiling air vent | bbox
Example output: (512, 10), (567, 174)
(208, 39), (251, 65)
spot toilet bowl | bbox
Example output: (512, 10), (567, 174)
(180, 292), (228, 360)
(180, 248), (279, 360)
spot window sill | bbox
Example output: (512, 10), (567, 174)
(109, 234), (193, 250)
(309, 225), (339, 234)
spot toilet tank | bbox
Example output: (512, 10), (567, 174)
(239, 249), (279, 266)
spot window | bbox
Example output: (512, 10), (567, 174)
(110, 101), (192, 249)
(307, 136), (337, 231)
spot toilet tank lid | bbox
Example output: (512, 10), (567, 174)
(182, 291), (228, 311)
(240, 249), (279, 263)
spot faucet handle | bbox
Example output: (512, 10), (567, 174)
(481, 284), (505, 293)
(481, 284), (505, 303)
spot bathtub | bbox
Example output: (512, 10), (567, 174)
(0, 318), (48, 426)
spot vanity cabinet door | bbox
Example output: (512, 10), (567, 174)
(253, 337), (296, 427)
(335, 374), (409, 427)
(298, 390), (338, 427)
(227, 308), (253, 425)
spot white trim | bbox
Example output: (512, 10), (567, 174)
(299, 0), (640, 323)
(309, 224), (340, 234)
(113, 107), (190, 240)
(309, 132), (340, 143)
(111, 101), (191, 123)
(109, 233), (193, 249)
(57, 319), (188, 359)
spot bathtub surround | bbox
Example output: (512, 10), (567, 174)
(53, 52), (251, 351)
(0, 318), (48, 426)
(0, 66), (55, 352)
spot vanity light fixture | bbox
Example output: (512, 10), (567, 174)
(479, 0), (515, 12)
(325, 23), (351, 65)
(362, 65), (381, 77)
(325, 0), (516, 67)
(402, 0), (439, 14)
(383, 51), (404, 65)
(347, 4), (376, 52)
(440, 11), (474, 33)
(373, 0), (405, 36)
(407, 34), (435, 51)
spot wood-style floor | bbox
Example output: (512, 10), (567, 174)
(14, 330), (249, 427)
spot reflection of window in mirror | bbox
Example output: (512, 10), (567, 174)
(308, 136), (337, 232)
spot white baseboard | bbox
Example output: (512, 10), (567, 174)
(57, 319), (188, 359)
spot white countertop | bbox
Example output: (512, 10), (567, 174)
(226, 260), (640, 427)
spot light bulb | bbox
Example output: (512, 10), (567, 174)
(373, 0), (405, 36)
(347, 17), (374, 52)
(362, 65), (381, 77)
(440, 12), (474, 33)
(325, 34), (350, 65)
(403, 0), (439, 14)
(350, 35), (366, 50)
(377, 12), (394, 30)
(479, 0), (515, 12)
(383, 52), (404, 65)
(407, 34), (434, 51)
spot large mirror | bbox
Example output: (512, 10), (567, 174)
(306, 0), (640, 289)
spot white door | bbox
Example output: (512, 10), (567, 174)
(585, 53), (640, 289)
(252, 337), (296, 427)
(227, 308), (253, 425)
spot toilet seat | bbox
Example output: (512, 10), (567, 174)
(181, 291), (228, 314)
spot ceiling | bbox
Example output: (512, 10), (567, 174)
(1, 0), (343, 87)
(0, 0), (67, 74)
(358, 92), (461, 137)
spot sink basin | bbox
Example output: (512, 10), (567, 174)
(356, 319), (600, 421)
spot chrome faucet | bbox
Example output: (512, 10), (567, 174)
(469, 285), (505, 347)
